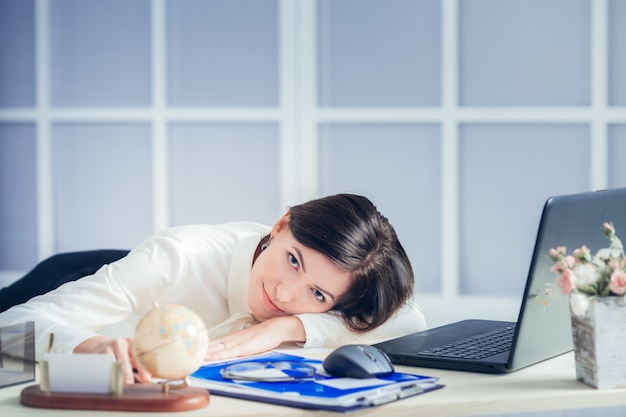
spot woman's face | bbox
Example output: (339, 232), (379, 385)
(248, 213), (352, 320)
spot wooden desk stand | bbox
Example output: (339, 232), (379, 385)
(20, 383), (210, 412)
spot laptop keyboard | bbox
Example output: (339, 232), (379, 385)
(418, 325), (516, 360)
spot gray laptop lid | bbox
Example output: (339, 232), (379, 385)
(510, 187), (626, 370)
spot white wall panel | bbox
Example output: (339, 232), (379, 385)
(317, 0), (441, 107)
(50, 0), (151, 106)
(0, 0), (36, 108)
(0, 124), (38, 270)
(608, 0), (626, 106)
(52, 123), (153, 251)
(609, 125), (626, 188)
(168, 122), (281, 226)
(459, 0), (590, 106)
(167, 0), (279, 106)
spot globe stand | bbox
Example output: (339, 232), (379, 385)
(162, 376), (190, 394)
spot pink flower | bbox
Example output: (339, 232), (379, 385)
(573, 246), (591, 262)
(563, 255), (577, 269)
(557, 269), (576, 295)
(609, 270), (626, 295)
(603, 222), (615, 239)
(549, 247), (567, 261)
(550, 263), (565, 274)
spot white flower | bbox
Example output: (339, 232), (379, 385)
(573, 263), (596, 286)
(569, 293), (590, 317)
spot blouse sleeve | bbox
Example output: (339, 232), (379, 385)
(295, 299), (427, 348)
(0, 232), (189, 360)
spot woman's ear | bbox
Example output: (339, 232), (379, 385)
(271, 212), (291, 237)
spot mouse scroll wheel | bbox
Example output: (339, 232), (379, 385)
(365, 351), (377, 362)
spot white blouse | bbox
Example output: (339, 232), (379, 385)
(0, 222), (426, 360)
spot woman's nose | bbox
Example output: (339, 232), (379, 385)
(276, 281), (298, 302)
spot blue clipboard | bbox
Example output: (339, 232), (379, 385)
(190, 352), (443, 412)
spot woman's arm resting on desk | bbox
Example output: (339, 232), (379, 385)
(205, 316), (304, 361)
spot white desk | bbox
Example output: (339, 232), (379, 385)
(1, 352), (625, 417)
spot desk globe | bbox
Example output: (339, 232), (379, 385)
(134, 302), (209, 389)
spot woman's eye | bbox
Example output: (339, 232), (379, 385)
(288, 253), (299, 269)
(313, 289), (326, 302)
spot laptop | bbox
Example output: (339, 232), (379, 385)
(374, 187), (626, 374)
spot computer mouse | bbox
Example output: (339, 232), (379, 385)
(322, 344), (395, 379)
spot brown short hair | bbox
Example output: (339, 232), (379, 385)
(288, 194), (414, 333)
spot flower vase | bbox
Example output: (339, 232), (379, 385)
(569, 295), (626, 389)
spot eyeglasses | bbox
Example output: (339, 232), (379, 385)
(220, 360), (317, 382)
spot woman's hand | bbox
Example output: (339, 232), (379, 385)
(73, 335), (152, 384)
(204, 316), (305, 361)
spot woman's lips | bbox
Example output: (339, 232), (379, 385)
(263, 285), (284, 314)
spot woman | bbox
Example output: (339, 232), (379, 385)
(0, 194), (426, 384)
